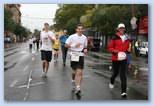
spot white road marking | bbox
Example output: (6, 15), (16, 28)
(9, 80), (18, 87)
(32, 57), (35, 61)
(23, 65), (29, 72)
(24, 92), (29, 101)
(20, 51), (27, 54)
(23, 69), (33, 101)
(22, 48), (37, 101)
(17, 82), (45, 88)
(27, 70), (33, 89)
(30, 82), (45, 86)
(17, 84), (27, 88)
(32, 50), (36, 54)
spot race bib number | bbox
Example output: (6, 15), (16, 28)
(71, 53), (80, 62)
(118, 52), (126, 61)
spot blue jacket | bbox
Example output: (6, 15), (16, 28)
(60, 35), (69, 47)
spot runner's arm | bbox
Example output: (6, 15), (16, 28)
(47, 32), (56, 43)
(83, 38), (88, 54)
(65, 37), (71, 48)
(40, 32), (42, 46)
(65, 36), (73, 48)
(108, 39), (119, 53)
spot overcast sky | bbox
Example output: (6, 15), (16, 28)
(20, 4), (59, 32)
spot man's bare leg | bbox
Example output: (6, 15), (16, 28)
(75, 69), (83, 93)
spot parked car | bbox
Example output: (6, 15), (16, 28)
(138, 42), (148, 56)
(4, 36), (11, 43)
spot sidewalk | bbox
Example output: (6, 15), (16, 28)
(4, 42), (26, 50)
(4, 42), (28, 71)
(88, 51), (148, 98)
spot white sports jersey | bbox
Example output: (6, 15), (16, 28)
(65, 33), (87, 52)
(40, 31), (55, 51)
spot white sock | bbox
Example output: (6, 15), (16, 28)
(76, 85), (80, 90)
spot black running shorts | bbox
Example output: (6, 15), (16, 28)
(41, 50), (52, 62)
(71, 56), (84, 70)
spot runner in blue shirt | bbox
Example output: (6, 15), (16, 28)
(60, 30), (69, 66)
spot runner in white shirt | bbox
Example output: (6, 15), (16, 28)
(32, 36), (36, 49)
(65, 24), (88, 96)
(28, 37), (33, 52)
(40, 23), (55, 78)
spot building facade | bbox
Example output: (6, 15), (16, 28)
(4, 4), (21, 24)
(4, 4), (21, 44)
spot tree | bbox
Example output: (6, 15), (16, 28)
(54, 4), (95, 31)
(4, 8), (16, 32)
(33, 29), (40, 37)
(66, 18), (78, 34)
(14, 24), (31, 40)
(92, 5), (132, 35)
(54, 4), (148, 36)
(80, 9), (95, 27)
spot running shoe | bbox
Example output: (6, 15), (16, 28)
(121, 92), (127, 98)
(109, 83), (114, 89)
(75, 86), (81, 95)
(42, 72), (47, 78)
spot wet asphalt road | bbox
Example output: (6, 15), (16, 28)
(4, 43), (148, 101)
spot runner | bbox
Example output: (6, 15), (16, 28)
(32, 36), (36, 50)
(60, 30), (69, 66)
(65, 24), (88, 95)
(134, 40), (139, 57)
(40, 23), (55, 78)
(53, 34), (60, 62)
(108, 23), (130, 98)
(28, 37), (33, 52)
(35, 37), (40, 51)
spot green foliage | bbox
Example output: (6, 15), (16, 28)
(92, 4), (148, 35)
(4, 8), (31, 38)
(54, 4), (95, 32)
(4, 8), (16, 32)
(54, 4), (148, 35)
(80, 9), (94, 27)
(33, 29), (40, 37)
(14, 24), (27, 37)
(66, 18), (78, 34)
(92, 5), (132, 35)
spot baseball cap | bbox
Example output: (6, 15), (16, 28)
(117, 23), (125, 29)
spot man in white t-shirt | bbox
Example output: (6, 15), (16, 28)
(65, 24), (88, 95)
(40, 23), (55, 78)
(32, 36), (36, 49)
(28, 37), (33, 52)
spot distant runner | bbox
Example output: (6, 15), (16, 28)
(53, 34), (60, 62)
(60, 30), (69, 66)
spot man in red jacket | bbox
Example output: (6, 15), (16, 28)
(108, 23), (130, 98)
